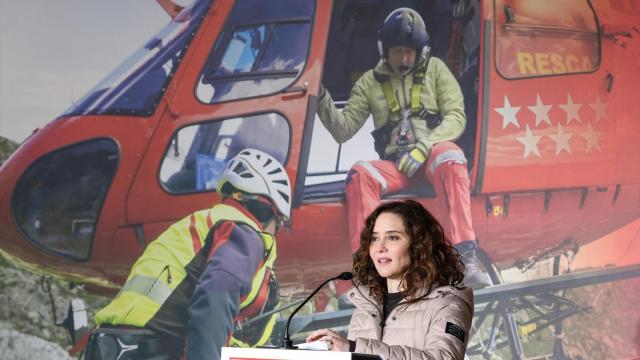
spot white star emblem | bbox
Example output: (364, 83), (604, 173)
(495, 96), (521, 130)
(516, 125), (542, 158)
(549, 123), (573, 155)
(559, 94), (582, 125)
(581, 122), (602, 152)
(588, 94), (608, 123)
(527, 93), (553, 127)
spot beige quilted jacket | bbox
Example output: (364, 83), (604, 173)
(347, 284), (473, 360)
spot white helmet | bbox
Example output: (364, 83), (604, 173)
(216, 148), (291, 221)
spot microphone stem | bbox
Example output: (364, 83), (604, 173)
(282, 275), (337, 348)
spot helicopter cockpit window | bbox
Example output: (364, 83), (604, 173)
(214, 26), (268, 76)
(11, 139), (118, 261)
(160, 113), (290, 194)
(61, 0), (210, 117)
(495, 0), (599, 78)
(196, 0), (314, 104)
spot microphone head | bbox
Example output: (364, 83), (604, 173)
(337, 272), (353, 280)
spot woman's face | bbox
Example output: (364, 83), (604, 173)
(369, 212), (412, 291)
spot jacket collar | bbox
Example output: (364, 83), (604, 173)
(220, 198), (266, 232)
(373, 56), (429, 80)
(349, 285), (381, 314)
(349, 283), (474, 311)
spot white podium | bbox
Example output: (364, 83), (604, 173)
(221, 347), (380, 360)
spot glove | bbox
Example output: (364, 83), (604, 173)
(397, 148), (426, 178)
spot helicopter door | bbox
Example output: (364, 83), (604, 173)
(479, 0), (605, 193)
(125, 0), (323, 236)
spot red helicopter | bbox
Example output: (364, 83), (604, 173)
(1, 0), (639, 357)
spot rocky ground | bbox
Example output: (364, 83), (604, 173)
(0, 329), (73, 360)
(0, 137), (19, 163)
(0, 255), (105, 360)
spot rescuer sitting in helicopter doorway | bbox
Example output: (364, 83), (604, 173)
(85, 149), (291, 360)
(316, 7), (490, 296)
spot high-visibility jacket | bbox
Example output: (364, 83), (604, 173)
(95, 203), (277, 351)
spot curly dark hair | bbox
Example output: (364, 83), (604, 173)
(352, 200), (464, 304)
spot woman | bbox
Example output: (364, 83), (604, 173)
(306, 200), (473, 360)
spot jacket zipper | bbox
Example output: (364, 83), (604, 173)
(146, 265), (173, 297)
(161, 265), (173, 284)
(354, 287), (384, 338)
(380, 298), (411, 338)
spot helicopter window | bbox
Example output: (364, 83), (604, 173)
(11, 139), (118, 261)
(495, 0), (599, 78)
(61, 0), (210, 117)
(255, 23), (307, 73)
(160, 113), (290, 194)
(196, 0), (314, 104)
(216, 26), (267, 76)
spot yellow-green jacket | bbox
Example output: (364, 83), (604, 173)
(95, 201), (277, 358)
(317, 56), (465, 160)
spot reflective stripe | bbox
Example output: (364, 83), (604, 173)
(238, 269), (271, 319)
(120, 275), (173, 305)
(189, 214), (201, 253)
(427, 149), (467, 175)
(206, 211), (213, 229)
(254, 313), (277, 346)
(239, 234), (276, 309)
(354, 161), (388, 193)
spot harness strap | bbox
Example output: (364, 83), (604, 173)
(411, 67), (425, 113)
(379, 59), (429, 116)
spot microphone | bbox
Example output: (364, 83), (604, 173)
(281, 271), (353, 349)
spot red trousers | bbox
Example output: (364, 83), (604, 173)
(345, 141), (475, 252)
(334, 142), (475, 298)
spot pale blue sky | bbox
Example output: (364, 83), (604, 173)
(0, 1), (172, 142)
